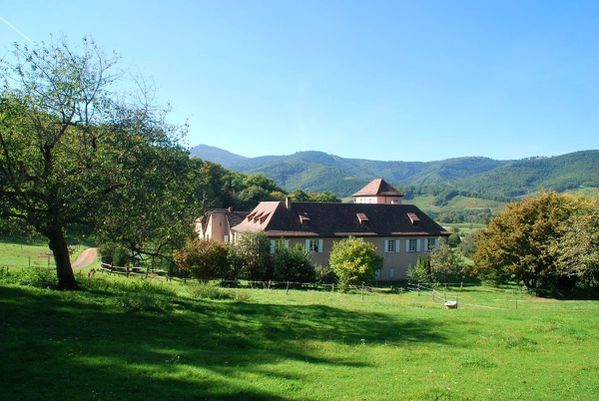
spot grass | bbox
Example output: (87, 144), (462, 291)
(1, 273), (598, 401)
(0, 239), (92, 270)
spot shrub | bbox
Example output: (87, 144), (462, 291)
(229, 232), (273, 280)
(174, 238), (229, 281)
(272, 244), (316, 282)
(188, 282), (230, 300)
(112, 246), (130, 267)
(0, 267), (57, 288)
(188, 282), (250, 302)
(315, 264), (337, 284)
(111, 280), (173, 313)
(429, 240), (469, 282)
(447, 232), (462, 247)
(407, 257), (431, 283)
(329, 237), (382, 289)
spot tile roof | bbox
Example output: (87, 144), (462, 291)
(232, 201), (449, 238)
(352, 178), (404, 197)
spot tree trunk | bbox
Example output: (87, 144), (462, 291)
(48, 228), (78, 290)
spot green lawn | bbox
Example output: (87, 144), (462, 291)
(1, 274), (598, 400)
(0, 239), (91, 270)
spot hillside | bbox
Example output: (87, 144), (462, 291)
(190, 145), (599, 199)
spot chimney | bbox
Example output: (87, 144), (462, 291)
(285, 197), (291, 209)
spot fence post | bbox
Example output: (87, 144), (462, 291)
(28, 256), (31, 268)
(361, 282), (365, 301)
(286, 281), (290, 295)
(268, 280), (271, 290)
(460, 281), (463, 291)
(331, 283), (335, 293)
(417, 281), (420, 296)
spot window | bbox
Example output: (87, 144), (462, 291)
(389, 268), (396, 279)
(426, 238), (436, 252)
(375, 269), (381, 280)
(384, 239), (400, 253)
(305, 239), (324, 253)
(385, 239), (395, 253)
(269, 240), (276, 254)
(224, 235), (229, 243)
(407, 239), (420, 253)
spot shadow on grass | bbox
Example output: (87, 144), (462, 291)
(0, 284), (445, 401)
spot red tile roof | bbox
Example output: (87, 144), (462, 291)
(352, 178), (404, 197)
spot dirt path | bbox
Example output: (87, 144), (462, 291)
(72, 248), (98, 270)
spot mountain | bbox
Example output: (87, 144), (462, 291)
(189, 144), (248, 167)
(189, 144), (599, 199)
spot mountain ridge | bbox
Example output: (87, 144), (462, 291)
(189, 144), (599, 198)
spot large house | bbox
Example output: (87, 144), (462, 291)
(197, 179), (449, 280)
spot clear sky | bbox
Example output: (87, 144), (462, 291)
(2, 1), (599, 161)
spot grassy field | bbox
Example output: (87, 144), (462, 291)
(1, 273), (598, 401)
(0, 239), (91, 270)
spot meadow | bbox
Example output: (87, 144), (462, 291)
(1, 271), (598, 401)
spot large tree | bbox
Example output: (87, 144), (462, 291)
(473, 191), (595, 291)
(0, 38), (187, 289)
(329, 237), (382, 288)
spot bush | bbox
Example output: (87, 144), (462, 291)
(429, 240), (469, 282)
(329, 237), (382, 289)
(111, 280), (173, 313)
(315, 264), (337, 284)
(112, 246), (130, 267)
(407, 257), (431, 283)
(229, 232), (273, 280)
(174, 238), (229, 281)
(188, 282), (250, 302)
(0, 267), (57, 288)
(272, 244), (316, 282)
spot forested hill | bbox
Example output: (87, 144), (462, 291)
(190, 145), (599, 199)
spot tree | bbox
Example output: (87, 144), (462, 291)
(229, 232), (273, 280)
(173, 238), (229, 281)
(272, 243), (316, 282)
(473, 192), (594, 291)
(555, 207), (599, 288)
(329, 237), (382, 288)
(407, 256), (431, 283)
(429, 240), (468, 282)
(0, 38), (186, 289)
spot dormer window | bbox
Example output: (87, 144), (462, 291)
(252, 212), (264, 223)
(356, 213), (369, 224)
(299, 214), (311, 224)
(407, 212), (420, 225)
(259, 213), (270, 224)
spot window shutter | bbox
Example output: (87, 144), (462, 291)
(406, 239), (410, 252)
(305, 239), (310, 252)
(284, 240), (290, 248)
(384, 240), (389, 253)
(269, 240), (276, 254)
(318, 239), (324, 253)
(416, 239), (421, 252)
(395, 239), (400, 253)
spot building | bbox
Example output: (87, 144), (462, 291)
(230, 179), (450, 280)
(195, 207), (249, 243)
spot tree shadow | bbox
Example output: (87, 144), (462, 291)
(0, 285), (446, 400)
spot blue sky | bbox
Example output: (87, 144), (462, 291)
(2, 1), (598, 161)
